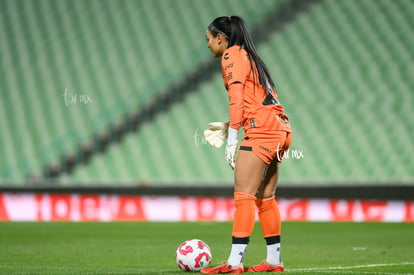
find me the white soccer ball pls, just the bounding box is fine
[175,239,212,272]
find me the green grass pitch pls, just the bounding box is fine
[0,222,413,274]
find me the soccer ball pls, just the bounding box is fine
[175,239,212,272]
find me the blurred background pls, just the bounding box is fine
[0,0,413,192]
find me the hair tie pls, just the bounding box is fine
[228,16,231,22]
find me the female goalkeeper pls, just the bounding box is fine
[202,16,292,274]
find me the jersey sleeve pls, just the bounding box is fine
[221,47,250,87]
[227,83,244,130]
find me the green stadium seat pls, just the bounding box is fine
[1,0,413,186]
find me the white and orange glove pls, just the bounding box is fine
[203,122,229,148]
[225,127,238,169]
[204,122,238,169]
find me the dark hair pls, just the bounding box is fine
[208,16,275,92]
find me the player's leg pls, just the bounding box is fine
[244,161,284,273]
[229,149,267,265]
[201,149,266,274]
[245,132,290,272]
[255,161,284,270]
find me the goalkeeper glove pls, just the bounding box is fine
[225,127,238,169]
[203,122,229,148]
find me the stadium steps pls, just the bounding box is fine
[0,0,285,183]
[66,0,414,185]
[2,0,413,185]
[259,0,414,183]
[60,0,325,184]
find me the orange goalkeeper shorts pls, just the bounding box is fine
[239,130,292,164]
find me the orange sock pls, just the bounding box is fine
[232,192,257,238]
[256,196,281,237]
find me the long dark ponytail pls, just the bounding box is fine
[208,16,275,92]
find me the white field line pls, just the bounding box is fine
[285,262,414,274]
[287,272,412,275]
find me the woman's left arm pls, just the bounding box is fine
[227,82,244,131]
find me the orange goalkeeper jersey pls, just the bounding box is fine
[221,45,291,133]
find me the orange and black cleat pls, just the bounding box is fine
[244,261,284,272]
[201,262,244,274]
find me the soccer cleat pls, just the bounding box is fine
[200,262,244,274]
[244,261,284,272]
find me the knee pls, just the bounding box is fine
[234,184,259,196]
[255,195,276,210]
[234,191,256,202]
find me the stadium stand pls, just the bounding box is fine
[0,0,285,183]
[64,0,414,185]
[1,0,413,187]
[265,0,414,183]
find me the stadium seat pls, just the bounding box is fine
[1,0,413,186]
